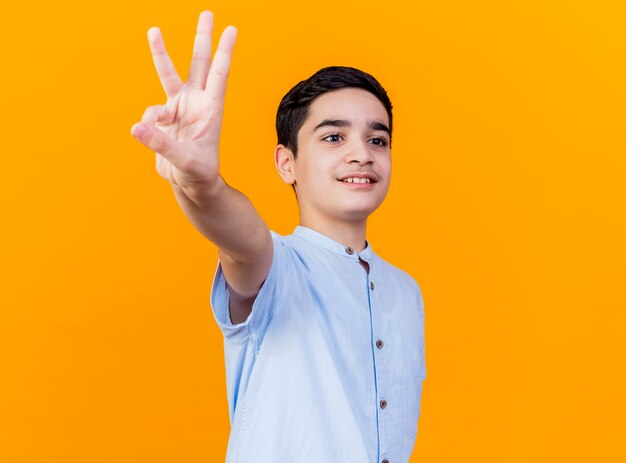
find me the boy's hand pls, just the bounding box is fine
[131,11,237,198]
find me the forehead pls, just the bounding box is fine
[304,87,389,126]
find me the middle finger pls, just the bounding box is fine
[187,10,214,90]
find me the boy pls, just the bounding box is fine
[131,10,426,463]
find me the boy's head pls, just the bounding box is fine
[274,66,394,224]
[276,66,393,159]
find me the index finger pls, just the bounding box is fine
[147,27,184,98]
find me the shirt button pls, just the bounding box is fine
[380,399,387,409]
[370,281,375,290]
[345,247,354,255]
[376,339,384,349]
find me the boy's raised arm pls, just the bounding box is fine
[130,11,272,323]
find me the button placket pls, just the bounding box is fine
[366,260,391,460]
[364,258,387,457]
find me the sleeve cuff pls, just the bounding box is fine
[209,231,288,345]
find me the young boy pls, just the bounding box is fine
[131,10,426,463]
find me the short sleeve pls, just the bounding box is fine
[210,230,291,350]
[417,283,427,381]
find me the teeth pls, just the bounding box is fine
[342,177,371,183]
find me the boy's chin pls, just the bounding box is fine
[335,204,380,221]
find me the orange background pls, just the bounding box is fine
[1,0,625,461]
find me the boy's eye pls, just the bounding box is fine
[370,137,389,147]
[322,134,342,143]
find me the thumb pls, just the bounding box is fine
[130,122,186,168]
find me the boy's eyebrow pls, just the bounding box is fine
[312,119,391,135]
[369,121,391,135]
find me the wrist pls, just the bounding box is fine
[172,174,227,208]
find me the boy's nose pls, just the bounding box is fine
[345,141,374,165]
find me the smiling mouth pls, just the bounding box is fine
[337,177,377,184]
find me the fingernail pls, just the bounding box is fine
[133,124,147,137]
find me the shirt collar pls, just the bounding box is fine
[292,225,374,261]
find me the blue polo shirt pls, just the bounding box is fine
[210,225,426,463]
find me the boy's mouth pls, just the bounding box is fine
[339,178,373,184]
[336,173,378,184]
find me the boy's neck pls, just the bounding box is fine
[299,216,368,253]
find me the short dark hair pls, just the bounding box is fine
[276,66,393,158]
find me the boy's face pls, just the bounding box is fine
[279,87,392,224]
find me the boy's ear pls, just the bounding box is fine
[274,144,296,185]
